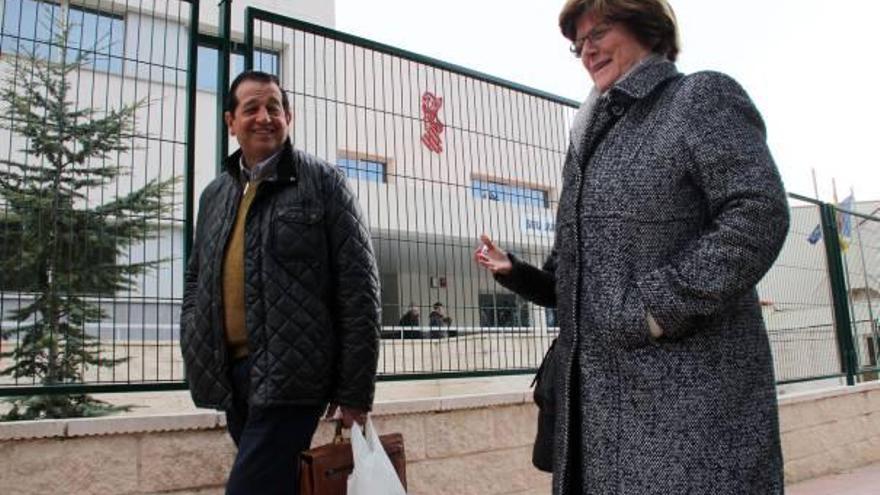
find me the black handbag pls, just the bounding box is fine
[531,338,557,472]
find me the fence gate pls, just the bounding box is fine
[244,8,577,378]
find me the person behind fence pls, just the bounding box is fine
[180,71,381,495]
[398,302,421,326]
[474,0,790,493]
[429,301,450,327]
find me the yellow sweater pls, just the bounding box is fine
[222,181,259,360]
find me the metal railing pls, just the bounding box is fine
[0,1,877,397]
[760,194,880,386]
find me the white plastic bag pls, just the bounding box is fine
[347,418,407,495]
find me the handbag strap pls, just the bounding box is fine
[531,338,557,387]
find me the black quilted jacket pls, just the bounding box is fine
[180,140,380,411]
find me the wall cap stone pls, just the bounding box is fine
[66,412,222,437]
[438,391,529,411]
[0,412,223,441]
[6,383,876,442]
[0,418,66,440]
[373,397,443,416]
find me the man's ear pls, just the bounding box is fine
[224,111,235,136]
[285,108,293,126]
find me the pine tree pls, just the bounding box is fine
[0,12,177,420]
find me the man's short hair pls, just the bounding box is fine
[225,70,291,114]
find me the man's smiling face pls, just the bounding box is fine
[224,79,291,166]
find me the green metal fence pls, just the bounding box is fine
[0,0,198,396]
[840,202,880,382]
[0,1,877,396]
[759,194,880,386]
[758,196,838,384]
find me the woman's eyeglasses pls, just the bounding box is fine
[570,22,613,57]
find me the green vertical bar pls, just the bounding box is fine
[821,203,858,385]
[244,7,254,71]
[216,0,232,174]
[183,0,200,264]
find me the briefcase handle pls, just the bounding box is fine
[330,415,371,445]
[333,420,345,445]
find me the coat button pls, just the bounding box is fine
[610,104,624,116]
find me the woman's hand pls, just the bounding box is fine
[473,234,513,276]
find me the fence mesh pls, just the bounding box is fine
[0,0,195,390]
[247,11,576,376]
[0,3,877,394]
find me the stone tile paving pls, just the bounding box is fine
[788,462,880,495]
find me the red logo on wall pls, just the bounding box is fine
[421,91,444,154]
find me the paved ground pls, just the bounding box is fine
[788,463,880,495]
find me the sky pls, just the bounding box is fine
[336,0,880,204]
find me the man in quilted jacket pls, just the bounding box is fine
[180,71,381,495]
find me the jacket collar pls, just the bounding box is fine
[224,138,297,185]
[608,56,680,102]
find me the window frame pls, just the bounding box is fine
[0,0,126,75]
[478,292,531,328]
[196,44,281,93]
[336,150,393,184]
[471,175,550,209]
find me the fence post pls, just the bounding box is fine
[183,0,200,265]
[216,0,233,175]
[244,7,254,72]
[820,203,858,385]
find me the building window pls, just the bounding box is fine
[545,308,557,328]
[196,47,280,93]
[337,157,387,183]
[867,335,879,368]
[233,50,279,78]
[478,293,531,328]
[472,179,548,208]
[1,0,125,74]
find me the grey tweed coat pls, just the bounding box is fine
[499,58,789,494]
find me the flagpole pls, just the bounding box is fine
[833,179,859,379]
[811,168,820,201]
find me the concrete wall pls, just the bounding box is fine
[3,383,880,494]
[0,392,551,495]
[780,382,880,483]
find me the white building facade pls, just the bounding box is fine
[1,0,877,386]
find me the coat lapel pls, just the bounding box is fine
[610,57,680,101]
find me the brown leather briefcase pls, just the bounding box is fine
[299,422,407,495]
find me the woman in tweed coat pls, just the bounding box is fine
[475,0,789,493]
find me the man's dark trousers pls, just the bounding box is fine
[225,357,323,495]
